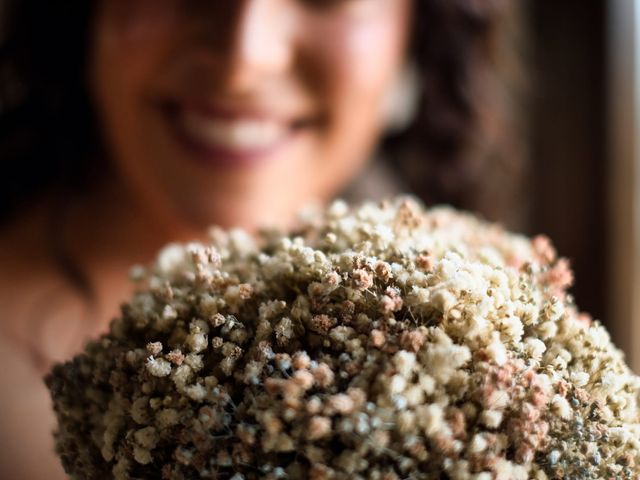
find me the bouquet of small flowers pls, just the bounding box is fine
[47,197,640,480]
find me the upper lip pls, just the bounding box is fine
[172,99,314,126]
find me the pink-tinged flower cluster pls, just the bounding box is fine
[47,197,640,480]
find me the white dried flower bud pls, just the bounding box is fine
[538,321,558,340]
[486,390,510,410]
[418,373,436,395]
[293,370,314,390]
[183,384,207,402]
[352,268,373,291]
[131,397,150,425]
[146,342,163,356]
[184,353,203,372]
[404,386,425,406]
[312,363,335,388]
[550,394,572,420]
[156,408,180,429]
[389,374,407,395]
[419,404,445,437]
[134,426,159,449]
[486,334,508,366]
[146,357,171,377]
[397,410,417,434]
[156,243,189,276]
[501,316,524,343]
[393,351,416,377]
[327,394,355,415]
[308,416,332,440]
[292,351,311,370]
[370,329,386,347]
[570,371,589,387]
[171,364,193,387]
[133,446,153,465]
[524,337,546,360]
[469,434,488,454]
[328,199,349,218]
[480,409,503,429]
[186,330,208,354]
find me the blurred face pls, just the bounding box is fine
[90,0,411,233]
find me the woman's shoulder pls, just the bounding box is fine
[0,330,69,479]
[0,218,70,479]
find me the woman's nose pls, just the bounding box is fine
[204,0,296,89]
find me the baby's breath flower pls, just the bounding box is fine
[308,416,332,440]
[46,197,640,480]
[145,356,171,377]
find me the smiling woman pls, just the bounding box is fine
[0,0,513,478]
[90,0,410,231]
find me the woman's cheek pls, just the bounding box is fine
[298,7,409,199]
[342,11,407,84]
[92,0,182,81]
[318,25,408,153]
[307,4,410,118]
[97,0,180,42]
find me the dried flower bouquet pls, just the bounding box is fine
[47,197,640,479]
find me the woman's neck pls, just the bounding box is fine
[57,178,204,325]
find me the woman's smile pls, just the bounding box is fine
[162,99,319,168]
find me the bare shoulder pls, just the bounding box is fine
[0,336,68,479]
[0,209,82,478]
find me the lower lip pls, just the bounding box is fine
[163,105,300,169]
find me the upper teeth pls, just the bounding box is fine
[180,111,287,151]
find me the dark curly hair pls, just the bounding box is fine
[0,0,524,225]
[388,0,525,227]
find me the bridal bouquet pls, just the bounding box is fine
[47,197,640,479]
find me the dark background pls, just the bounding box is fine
[528,1,607,325]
